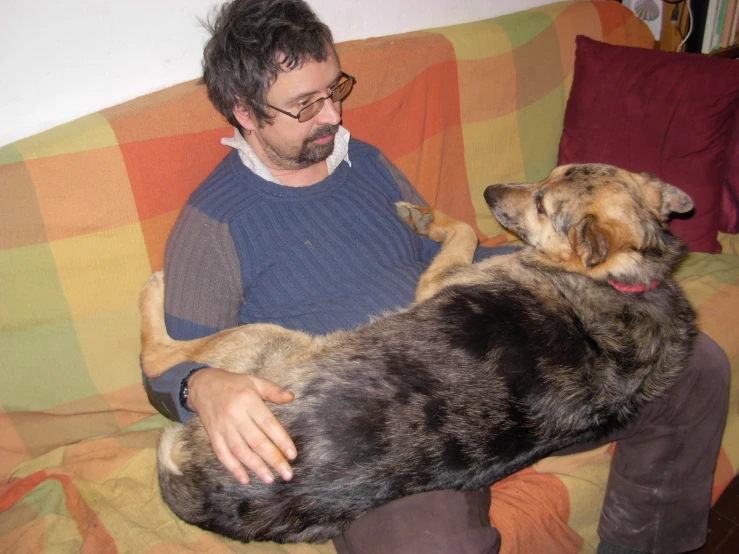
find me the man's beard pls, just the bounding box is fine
[263,125,339,170]
[295,125,339,168]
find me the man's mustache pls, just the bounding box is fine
[307,125,339,142]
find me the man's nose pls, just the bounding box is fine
[315,97,342,126]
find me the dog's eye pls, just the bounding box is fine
[536,196,545,216]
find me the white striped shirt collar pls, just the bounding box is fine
[221,125,352,184]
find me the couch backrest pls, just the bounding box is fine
[340,1,652,244]
[0,1,651,478]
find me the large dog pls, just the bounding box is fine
[140,163,697,543]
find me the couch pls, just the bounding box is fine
[1,2,737,553]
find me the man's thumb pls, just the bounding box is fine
[251,375,294,404]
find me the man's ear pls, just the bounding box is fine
[568,214,610,269]
[233,102,257,134]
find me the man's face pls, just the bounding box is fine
[238,55,344,171]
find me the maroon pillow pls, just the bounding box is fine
[558,36,739,253]
[721,113,739,234]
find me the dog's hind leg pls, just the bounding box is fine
[139,270,186,377]
[140,271,316,381]
[395,203,479,302]
[139,270,240,377]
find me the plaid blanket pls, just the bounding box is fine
[1,2,736,552]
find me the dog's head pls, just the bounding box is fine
[484,164,693,283]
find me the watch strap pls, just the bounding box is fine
[141,361,209,422]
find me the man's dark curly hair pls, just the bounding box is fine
[202,0,336,129]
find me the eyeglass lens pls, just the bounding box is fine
[297,77,353,122]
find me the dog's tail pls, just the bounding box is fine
[156,424,211,529]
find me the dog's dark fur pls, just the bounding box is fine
[141,163,697,543]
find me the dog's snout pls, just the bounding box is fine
[484,184,504,208]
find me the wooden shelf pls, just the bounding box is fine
[710,43,739,57]
[658,2,687,52]
[657,2,739,57]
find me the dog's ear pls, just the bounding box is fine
[568,214,610,269]
[659,182,694,220]
[641,174,694,221]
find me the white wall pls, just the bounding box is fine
[0,0,560,147]
[622,0,662,40]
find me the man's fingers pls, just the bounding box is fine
[244,405,296,478]
[240,429,293,482]
[249,377,298,462]
[211,434,250,485]
[227,432,278,484]
[217,412,294,483]
[258,413,297,464]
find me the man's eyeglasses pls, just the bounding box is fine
[267,72,355,123]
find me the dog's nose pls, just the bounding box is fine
[484,185,504,208]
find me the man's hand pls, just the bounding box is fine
[186,367,297,485]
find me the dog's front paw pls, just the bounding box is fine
[395,202,434,236]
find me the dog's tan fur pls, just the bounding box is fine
[141,163,696,543]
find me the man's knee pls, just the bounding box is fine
[610,332,729,444]
[649,332,731,436]
[684,333,730,412]
[334,489,500,554]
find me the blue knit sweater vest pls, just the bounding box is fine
[145,139,515,421]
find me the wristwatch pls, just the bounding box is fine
[141,361,209,422]
[179,373,194,412]
[179,365,208,413]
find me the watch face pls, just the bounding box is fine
[179,367,204,413]
[179,379,190,409]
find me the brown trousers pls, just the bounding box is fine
[333,333,730,554]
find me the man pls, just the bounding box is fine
[142,1,730,553]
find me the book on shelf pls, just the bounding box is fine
[720,0,738,47]
[730,0,739,47]
[702,0,723,53]
[703,0,739,52]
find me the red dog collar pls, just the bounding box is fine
[607,279,659,293]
